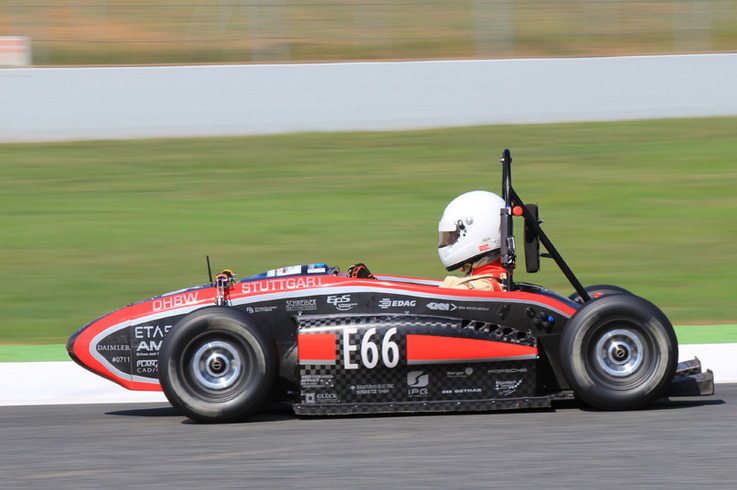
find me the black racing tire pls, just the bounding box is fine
[569,284,633,304]
[159,306,276,423]
[560,294,678,410]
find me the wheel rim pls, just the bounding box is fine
[593,328,645,378]
[187,339,245,392]
[585,320,657,387]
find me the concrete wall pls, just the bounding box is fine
[1,54,735,143]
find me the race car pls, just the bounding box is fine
[67,149,713,423]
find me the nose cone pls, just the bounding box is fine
[67,322,91,371]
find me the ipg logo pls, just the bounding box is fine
[407,370,429,397]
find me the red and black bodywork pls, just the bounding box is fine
[67,149,713,422]
[68,267,579,414]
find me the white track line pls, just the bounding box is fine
[0,344,734,407]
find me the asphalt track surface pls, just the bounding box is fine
[1,385,735,489]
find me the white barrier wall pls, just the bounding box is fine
[1,54,736,143]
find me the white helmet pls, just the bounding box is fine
[438,191,505,271]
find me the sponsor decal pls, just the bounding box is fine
[272,266,302,277]
[304,392,340,403]
[426,301,488,313]
[378,298,417,309]
[427,302,457,312]
[457,305,490,312]
[246,305,278,314]
[286,298,318,312]
[442,388,483,395]
[136,359,158,374]
[495,379,523,396]
[487,368,528,374]
[134,324,172,353]
[153,291,199,312]
[446,367,474,378]
[96,344,130,352]
[407,370,429,397]
[301,374,335,388]
[350,383,395,395]
[407,371,429,387]
[316,393,340,402]
[242,276,322,294]
[327,294,358,312]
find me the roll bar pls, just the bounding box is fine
[499,149,591,302]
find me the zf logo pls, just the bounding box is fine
[327,294,355,311]
[407,370,429,397]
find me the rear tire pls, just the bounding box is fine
[159,306,276,423]
[560,294,677,410]
[569,284,633,304]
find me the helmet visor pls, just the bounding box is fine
[438,220,462,248]
[438,229,460,248]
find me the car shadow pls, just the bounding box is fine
[106,401,298,423]
[106,396,724,422]
[562,396,725,412]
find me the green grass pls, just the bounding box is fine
[1,118,736,345]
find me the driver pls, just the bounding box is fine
[438,191,507,291]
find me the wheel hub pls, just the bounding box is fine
[595,328,644,377]
[190,341,243,390]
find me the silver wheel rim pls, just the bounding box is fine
[190,341,242,390]
[594,328,645,378]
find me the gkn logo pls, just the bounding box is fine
[379,298,417,309]
[427,302,457,312]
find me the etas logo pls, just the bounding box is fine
[379,298,417,309]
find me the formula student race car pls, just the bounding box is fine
[67,149,714,423]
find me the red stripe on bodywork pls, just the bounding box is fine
[298,333,336,362]
[406,334,537,362]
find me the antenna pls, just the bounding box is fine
[206,255,213,284]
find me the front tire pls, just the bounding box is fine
[560,294,677,410]
[159,307,276,423]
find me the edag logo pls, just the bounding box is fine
[379,298,417,309]
[327,294,356,311]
